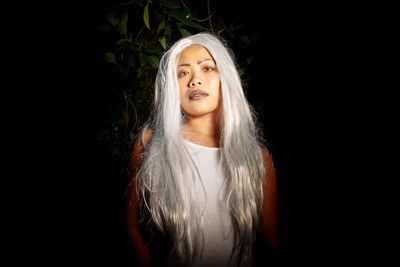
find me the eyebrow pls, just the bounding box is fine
[177,58,213,67]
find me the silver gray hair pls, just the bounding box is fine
[135,32,266,265]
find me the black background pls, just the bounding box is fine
[11,0,389,266]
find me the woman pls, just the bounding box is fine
[127,32,278,267]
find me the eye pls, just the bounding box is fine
[203,66,214,72]
[177,70,189,78]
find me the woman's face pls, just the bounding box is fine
[177,45,221,118]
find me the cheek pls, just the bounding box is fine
[209,76,221,92]
[179,82,188,105]
[178,80,187,96]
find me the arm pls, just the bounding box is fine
[126,130,153,267]
[259,148,279,249]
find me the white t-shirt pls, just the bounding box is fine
[164,140,252,267]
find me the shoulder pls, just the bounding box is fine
[134,127,154,152]
[141,127,154,148]
[260,146,277,193]
[261,147,275,171]
[259,146,279,249]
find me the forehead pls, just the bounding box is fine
[178,45,213,63]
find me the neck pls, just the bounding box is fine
[184,116,218,135]
[182,114,220,147]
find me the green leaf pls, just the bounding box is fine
[159,0,181,9]
[246,56,253,65]
[128,44,139,52]
[170,11,207,30]
[157,20,165,34]
[147,55,159,68]
[169,10,188,23]
[158,36,167,49]
[144,45,162,55]
[107,13,119,26]
[179,28,191,37]
[116,38,130,48]
[143,4,150,29]
[240,35,252,46]
[184,20,207,30]
[104,52,117,64]
[118,12,128,36]
[183,8,191,19]
[164,24,172,35]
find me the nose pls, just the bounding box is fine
[189,77,202,87]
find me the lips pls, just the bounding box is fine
[189,89,209,100]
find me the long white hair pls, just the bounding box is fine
[134,32,267,265]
